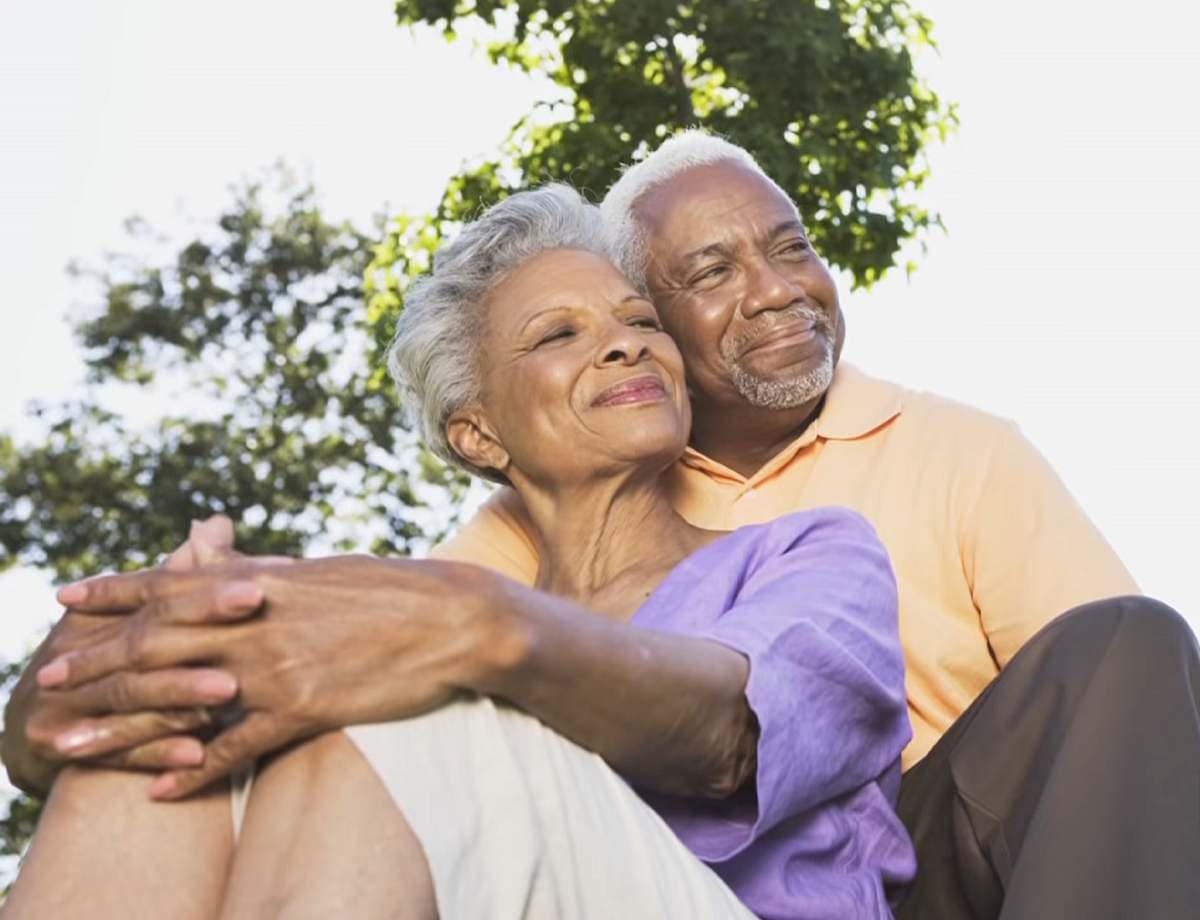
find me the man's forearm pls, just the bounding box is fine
[464,578,758,799]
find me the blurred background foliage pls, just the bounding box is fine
[0,0,950,872]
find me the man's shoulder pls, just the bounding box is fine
[428,487,539,583]
[842,364,1020,444]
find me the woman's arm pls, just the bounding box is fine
[36,509,903,809]
[483,508,911,860]
[34,556,757,800]
[470,581,760,799]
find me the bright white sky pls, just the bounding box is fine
[1,0,1198,667]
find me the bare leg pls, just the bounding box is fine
[2,766,232,920]
[219,730,436,920]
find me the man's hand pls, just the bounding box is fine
[0,517,255,795]
[35,556,502,800]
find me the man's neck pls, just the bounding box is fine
[689,394,825,479]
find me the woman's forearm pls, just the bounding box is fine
[463,578,759,799]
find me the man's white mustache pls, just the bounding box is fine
[723,306,830,358]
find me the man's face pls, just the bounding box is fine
[635,161,845,411]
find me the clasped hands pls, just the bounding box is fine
[14,517,500,800]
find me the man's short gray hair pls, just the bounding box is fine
[600,129,791,290]
[386,184,608,482]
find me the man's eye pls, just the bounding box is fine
[690,265,729,286]
[630,316,662,331]
[777,240,810,257]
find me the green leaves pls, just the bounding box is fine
[389,0,954,288]
[0,167,472,589]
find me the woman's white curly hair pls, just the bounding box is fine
[385,184,608,482]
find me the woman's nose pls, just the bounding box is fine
[596,326,650,367]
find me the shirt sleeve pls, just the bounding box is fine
[428,488,541,586]
[644,508,911,863]
[961,420,1139,666]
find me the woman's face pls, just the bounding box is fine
[461,248,690,486]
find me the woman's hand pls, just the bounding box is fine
[36,556,503,799]
[1,517,253,795]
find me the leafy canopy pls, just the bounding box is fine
[0,170,470,585]
[379,0,954,295]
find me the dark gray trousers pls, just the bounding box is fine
[896,596,1200,920]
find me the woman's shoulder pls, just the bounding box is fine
[714,506,882,560]
[636,507,889,630]
[671,507,883,592]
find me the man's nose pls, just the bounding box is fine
[740,258,802,319]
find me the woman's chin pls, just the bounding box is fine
[611,429,690,475]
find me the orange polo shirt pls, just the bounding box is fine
[432,363,1139,768]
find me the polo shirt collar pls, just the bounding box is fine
[680,362,905,484]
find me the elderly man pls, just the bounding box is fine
[6,131,1199,919]
[434,132,1200,916]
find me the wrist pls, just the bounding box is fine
[447,565,537,697]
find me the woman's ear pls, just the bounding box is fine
[446,408,510,476]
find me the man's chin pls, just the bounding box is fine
[729,357,834,411]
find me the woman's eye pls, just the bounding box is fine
[630,316,662,330]
[535,327,575,347]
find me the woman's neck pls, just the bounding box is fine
[515,470,713,615]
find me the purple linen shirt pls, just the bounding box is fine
[631,507,916,919]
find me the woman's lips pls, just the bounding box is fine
[591,375,668,407]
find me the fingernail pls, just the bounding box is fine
[149,774,178,799]
[216,581,262,614]
[36,658,70,688]
[55,726,97,753]
[195,671,238,700]
[56,583,87,605]
[168,740,204,767]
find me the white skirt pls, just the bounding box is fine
[232,697,755,920]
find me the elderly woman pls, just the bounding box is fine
[4,186,913,919]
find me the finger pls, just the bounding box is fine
[162,529,201,572]
[56,570,155,612]
[145,579,264,626]
[94,735,207,772]
[149,711,300,800]
[38,621,239,689]
[47,668,238,715]
[189,515,238,567]
[48,708,216,761]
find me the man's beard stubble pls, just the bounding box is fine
[721,306,835,410]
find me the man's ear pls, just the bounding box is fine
[446,408,510,477]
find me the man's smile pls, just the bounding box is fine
[739,318,823,359]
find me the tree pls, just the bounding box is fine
[0,170,472,871]
[376,0,954,298]
[0,169,469,585]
